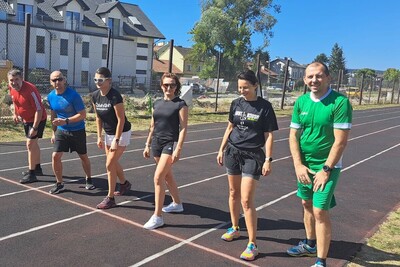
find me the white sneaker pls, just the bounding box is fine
[143,215,164,230]
[162,202,184,213]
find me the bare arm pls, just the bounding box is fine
[262,131,274,176]
[93,103,103,149]
[313,129,350,192]
[172,106,188,163]
[110,103,125,151]
[217,122,234,166]
[143,113,154,159]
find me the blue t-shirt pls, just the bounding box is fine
[48,87,85,131]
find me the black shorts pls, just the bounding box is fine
[24,120,46,139]
[151,137,174,157]
[224,143,265,180]
[54,128,87,155]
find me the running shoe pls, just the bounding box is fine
[85,178,96,190]
[240,242,259,261]
[287,240,317,257]
[96,196,116,209]
[49,183,65,194]
[143,215,164,230]
[20,172,38,184]
[162,202,184,213]
[22,168,43,176]
[114,180,132,196]
[221,226,240,241]
[311,262,325,267]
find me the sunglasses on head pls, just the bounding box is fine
[51,77,63,83]
[94,78,110,83]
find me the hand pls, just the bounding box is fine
[52,118,67,126]
[29,127,37,138]
[51,133,55,144]
[262,161,271,176]
[13,115,21,124]
[217,151,224,166]
[97,137,103,149]
[313,170,330,192]
[109,139,118,152]
[143,147,150,159]
[171,149,181,164]
[295,164,315,185]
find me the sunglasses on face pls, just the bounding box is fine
[94,78,110,83]
[163,83,177,89]
[51,77,63,83]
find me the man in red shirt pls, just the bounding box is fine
[8,69,47,183]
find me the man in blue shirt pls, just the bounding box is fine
[47,71,94,194]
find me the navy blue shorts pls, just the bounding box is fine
[151,137,174,157]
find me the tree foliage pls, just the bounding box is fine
[356,68,376,78]
[189,0,280,81]
[383,68,400,83]
[313,53,329,65]
[328,43,346,80]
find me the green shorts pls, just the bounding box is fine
[296,168,341,210]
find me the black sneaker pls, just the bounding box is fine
[49,183,65,194]
[20,173,38,184]
[85,178,96,190]
[114,180,132,196]
[22,168,43,176]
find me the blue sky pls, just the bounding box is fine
[131,0,399,71]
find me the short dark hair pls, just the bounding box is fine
[307,62,330,76]
[96,67,112,78]
[7,69,22,77]
[160,73,181,96]
[237,69,258,85]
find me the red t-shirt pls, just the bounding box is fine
[9,81,47,123]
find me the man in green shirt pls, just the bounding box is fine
[287,62,352,267]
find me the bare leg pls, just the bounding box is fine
[227,174,242,227]
[153,154,173,217]
[52,151,63,183]
[241,177,258,244]
[164,170,181,204]
[303,200,316,240]
[104,146,125,197]
[314,207,331,258]
[78,153,91,179]
[26,138,40,170]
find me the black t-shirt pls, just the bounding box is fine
[153,97,187,141]
[91,88,131,135]
[228,97,278,149]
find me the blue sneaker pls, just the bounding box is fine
[311,262,325,267]
[287,240,317,257]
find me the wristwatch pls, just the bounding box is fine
[322,165,333,172]
[65,118,70,125]
[115,139,120,144]
[32,126,38,131]
[265,157,273,162]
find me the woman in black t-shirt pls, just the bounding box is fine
[217,70,278,261]
[142,73,188,230]
[91,67,132,209]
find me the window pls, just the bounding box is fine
[108,18,120,36]
[136,55,147,61]
[137,43,148,48]
[81,71,89,86]
[36,36,45,54]
[102,44,107,60]
[197,65,201,72]
[186,64,191,72]
[0,11,7,20]
[136,70,146,75]
[82,42,89,58]
[66,11,80,30]
[17,4,33,23]
[60,39,68,56]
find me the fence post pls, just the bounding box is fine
[280,58,290,110]
[23,13,31,81]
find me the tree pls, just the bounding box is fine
[383,68,400,103]
[189,0,280,81]
[356,68,376,89]
[313,53,329,65]
[328,43,346,81]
